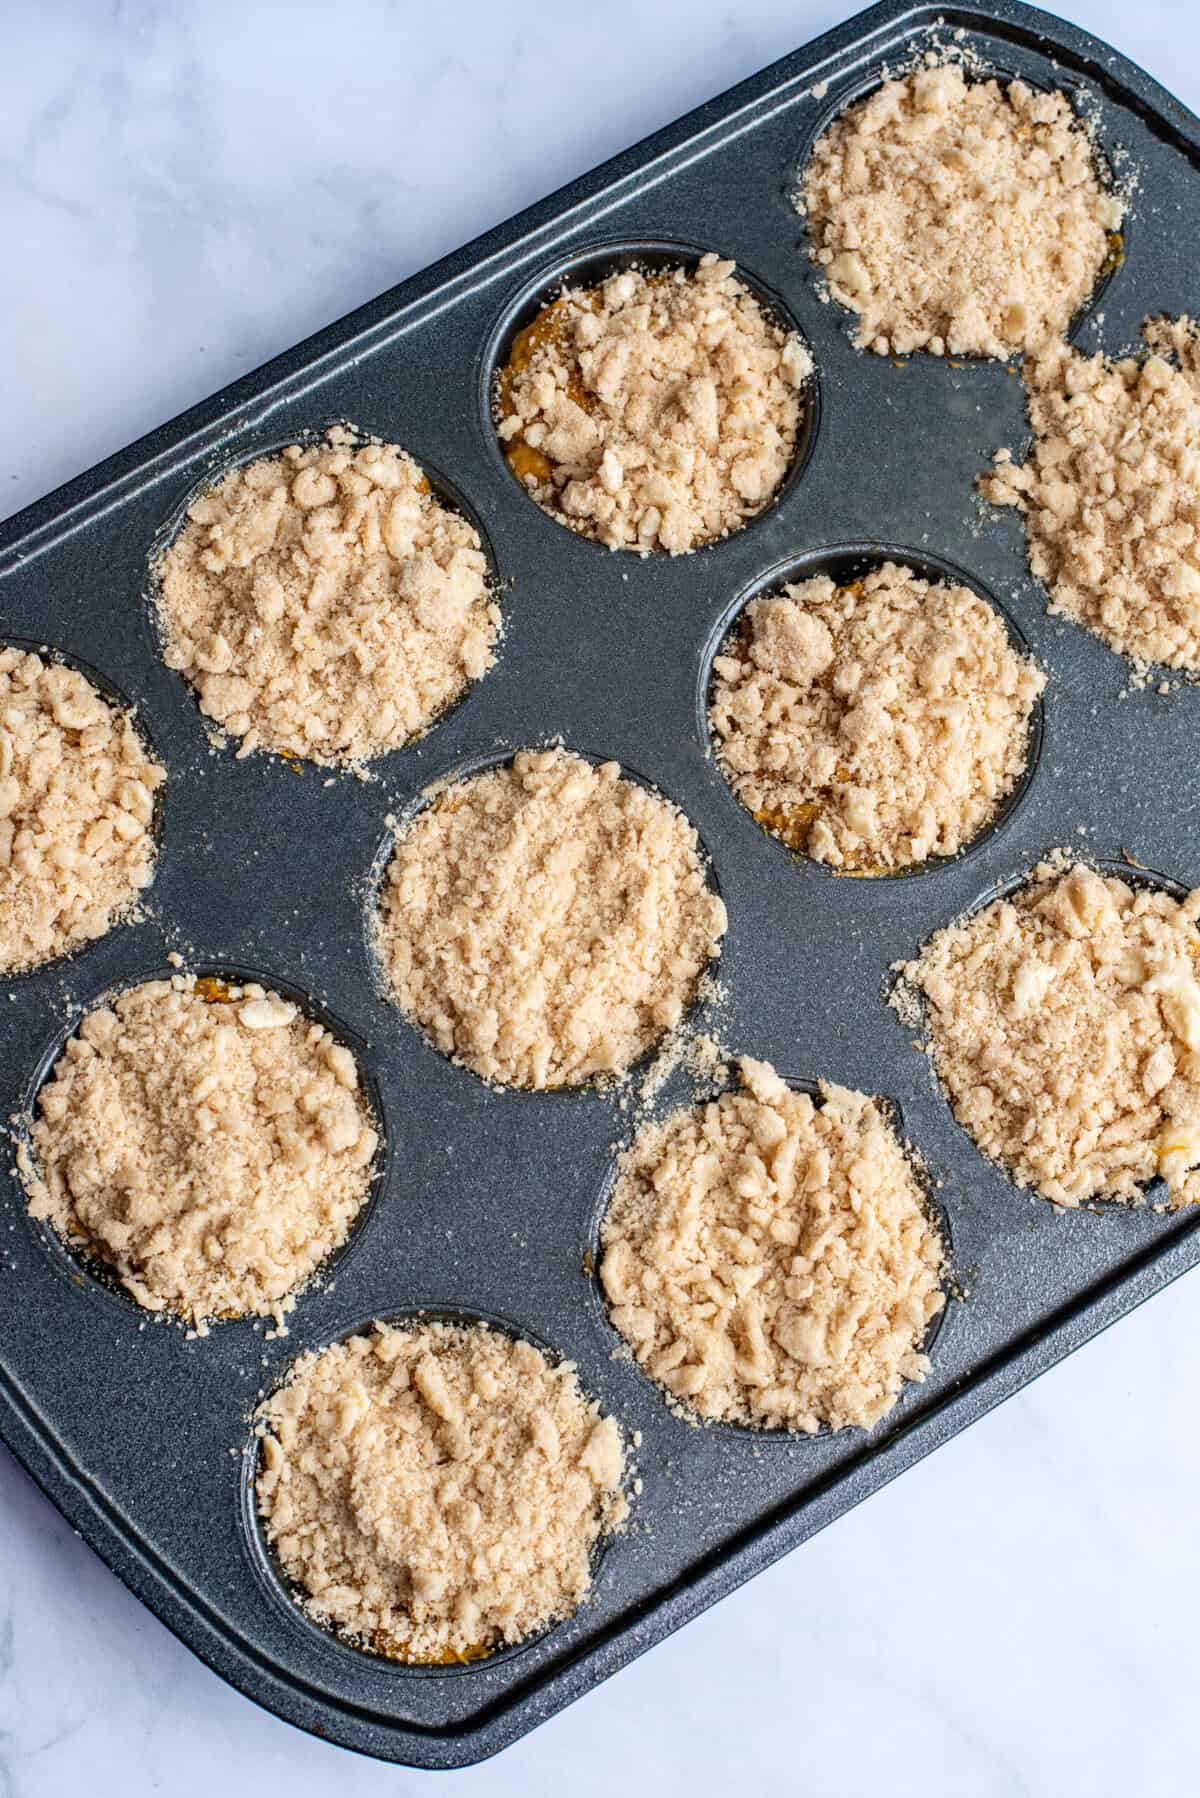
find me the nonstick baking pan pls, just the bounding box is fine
[2,0,1199,1768]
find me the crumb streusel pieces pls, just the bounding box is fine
[157,429,499,764]
[800,63,1122,357]
[0,648,164,972]
[981,320,1200,674]
[601,1057,945,1431]
[709,562,1044,871]
[378,748,726,1089]
[901,862,1200,1208]
[497,254,811,552]
[23,975,378,1323]
[256,1320,628,1660]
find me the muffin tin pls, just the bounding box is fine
[2,0,1199,1769]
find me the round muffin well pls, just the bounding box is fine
[708,558,1044,874]
[255,1317,628,1662]
[376,747,726,1090]
[21,972,380,1327]
[600,1057,946,1433]
[494,251,812,552]
[155,428,500,765]
[0,645,164,974]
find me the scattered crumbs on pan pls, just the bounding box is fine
[622,1012,731,1121]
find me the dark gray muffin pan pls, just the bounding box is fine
[1,0,1198,1768]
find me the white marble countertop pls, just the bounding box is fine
[2,3,1198,1792]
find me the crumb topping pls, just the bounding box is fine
[900,861,1200,1208]
[980,320,1200,673]
[378,748,726,1089]
[600,1057,945,1432]
[156,429,500,764]
[496,254,811,553]
[799,63,1122,358]
[0,648,164,973]
[709,561,1044,871]
[22,974,378,1323]
[256,1319,628,1661]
